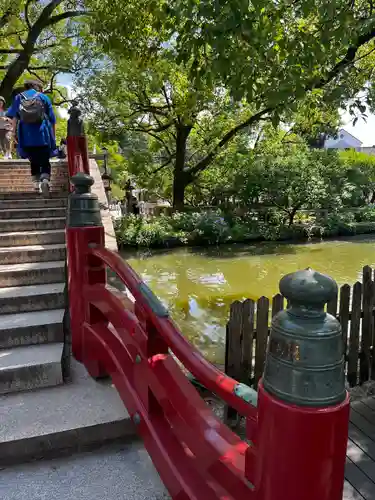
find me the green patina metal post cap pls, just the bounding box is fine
[262,268,346,408]
[280,267,338,309]
[67,173,103,228]
[71,172,94,193]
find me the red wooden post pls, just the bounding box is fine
[254,269,350,500]
[67,101,90,179]
[66,173,105,364]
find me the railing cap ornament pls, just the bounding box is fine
[71,172,94,194]
[262,268,346,408]
[67,173,103,228]
[279,268,337,310]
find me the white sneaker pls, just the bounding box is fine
[32,180,40,193]
[40,178,50,197]
[5,153,12,159]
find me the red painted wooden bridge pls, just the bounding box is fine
[65,106,350,500]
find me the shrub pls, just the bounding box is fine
[114,208,375,248]
[114,214,184,247]
[354,206,375,223]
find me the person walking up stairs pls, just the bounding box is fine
[6,80,56,196]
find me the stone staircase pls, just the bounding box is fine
[0,160,68,394]
[0,158,133,468]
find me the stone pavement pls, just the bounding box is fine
[1,441,169,500]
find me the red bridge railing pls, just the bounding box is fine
[65,104,350,500]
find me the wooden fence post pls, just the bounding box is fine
[361,266,374,383]
[253,296,269,387]
[347,281,362,386]
[339,284,350,361]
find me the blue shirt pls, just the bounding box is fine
[7,89,56,149]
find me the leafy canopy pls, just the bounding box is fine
[88,0,375,121]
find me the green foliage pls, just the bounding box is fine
[0,1,90,102]
[88,0,375,120]
[115,214,184,247]
[85,0,375,208]
[115,208,375,248]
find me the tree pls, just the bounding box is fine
[340,149,375,204]
[87,0,375,153]
[0,0,88,103]
[233,143,345,224]
[81,58,257,209]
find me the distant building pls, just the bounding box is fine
[360,146,375,156]
[324,128,362,151]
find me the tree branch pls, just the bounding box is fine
[0,49,23,54]
[46,10,88,27]
[132,102,170,117]
[313,23,375,89]
[27,69,47,83]
[27,65,71,72]
[143,130,173,156]
[152,156,174,174]
[188,107,272,177]
[161,85,173,111]
[133,121,175,134]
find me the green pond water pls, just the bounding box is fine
[121,235,375,365]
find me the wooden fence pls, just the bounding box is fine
[225,265,375,393]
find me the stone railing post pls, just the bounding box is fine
[66,173,105,363]
[255,268,349,500]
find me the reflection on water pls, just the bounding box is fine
[121,235,375,364]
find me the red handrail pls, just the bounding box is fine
[82,283,255,498]
[89,245,258,424]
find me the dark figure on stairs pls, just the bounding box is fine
[6,80,56,197]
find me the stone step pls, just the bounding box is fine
[0,283,65,315]
[0,182,68,191]
[0,159,68,166]
[0,165,68,172]
[0,243,66,265]
[0,192,67,199]
[0,229,65,247]
[0,309,64,348]
[0,169,69,182]
[0,217,65,232]
[0,342,64,395]
[0,207,66,220]
[0,260,65,287]
[0,360,134,466]
[0,197,67,210]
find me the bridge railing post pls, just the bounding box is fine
[67,100,90,178]
[255,268,350,500]
[66,173,105,366]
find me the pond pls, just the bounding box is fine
[121,235,375,365]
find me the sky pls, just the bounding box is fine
[341,110,375,146]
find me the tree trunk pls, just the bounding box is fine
[0,54,33,103]
[288,207,298,226]
[172,124,192,211]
